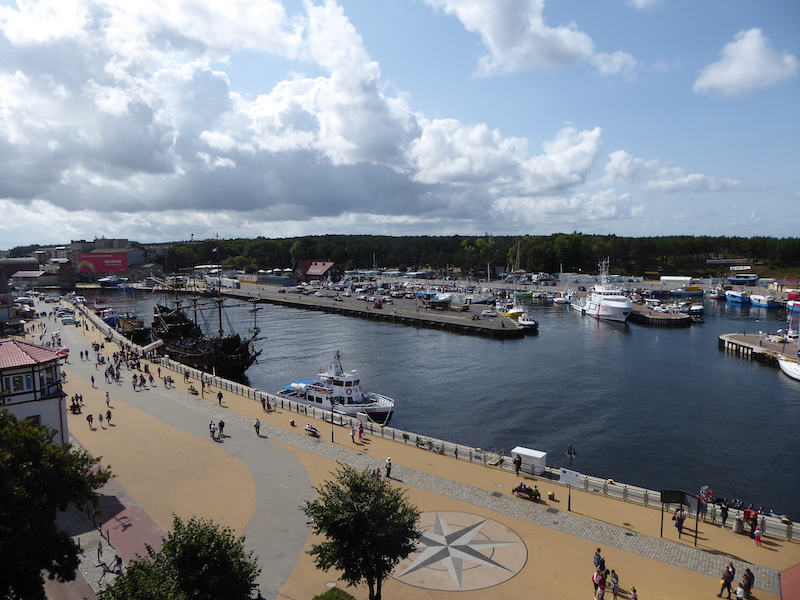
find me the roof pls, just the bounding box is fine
[299,260,335,276]
[0,340,62,369]
[11,270,47,278]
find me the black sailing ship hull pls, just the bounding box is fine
[150,304,259,379]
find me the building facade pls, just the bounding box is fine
[0,341,68,444]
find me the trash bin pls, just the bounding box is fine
[733,516,744,534]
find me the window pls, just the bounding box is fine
[334,380,344,387]
[4,374,33,393]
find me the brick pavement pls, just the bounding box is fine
[42,304,798,600]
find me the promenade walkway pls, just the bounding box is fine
[41,309,799,600]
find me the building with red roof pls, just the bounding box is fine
[0,340,68,444]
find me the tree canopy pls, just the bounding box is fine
[0,408,112,600]
[100,515,261,600]
[300,465,420,600]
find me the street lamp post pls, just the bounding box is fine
[330,399,339,443]
[566,444,577,512]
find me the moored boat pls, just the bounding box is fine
[788,300,800,313]
[671,284,703,297]
[517,312,539,331]
[750,294,780,308]
[277,352,394,424]
[704,286,726,299]
[150,298,260,379]
[571,259,633,323]
[725,290,751,304]
[778,357,800,381]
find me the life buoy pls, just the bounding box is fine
[346,388,352,395]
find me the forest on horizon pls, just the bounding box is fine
[8,233,800,279]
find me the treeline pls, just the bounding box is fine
[9,234,800,278]
[154,234,800,279]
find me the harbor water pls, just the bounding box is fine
[120,291,800,519]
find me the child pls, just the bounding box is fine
[630,587,638,600]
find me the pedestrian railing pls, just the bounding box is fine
[81,302,798,544]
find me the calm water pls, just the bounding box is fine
[118,291,800,519]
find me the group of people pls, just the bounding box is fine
[718,562,755,599]
[592,548,633,600]
[209,419,225,440]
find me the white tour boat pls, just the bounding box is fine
[572,259,633,323]
[277,352,395,424]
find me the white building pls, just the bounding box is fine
[0,340,68,444]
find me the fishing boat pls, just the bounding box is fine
[671,284,703,297]
[788,300,800,313]
[277,352,394,424]
[517,311,539,331]
[149,297,261,379]
[750,294,780,308]
[725,290,751,304]
[704,286,726,299]
[571,259,633,323]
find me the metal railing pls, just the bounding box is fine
[78,301,799,543]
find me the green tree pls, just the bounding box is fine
[0,408,112,600]
[300,466,420,600]
[101,516,261,600]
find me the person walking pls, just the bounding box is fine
[630,587,638,600]
[350,425,356,443]
[91,375,95,388]
[261,397,266,412]
[718,564,734,598]
[754,525,762,546]
[742,568,754,599]
[98,413,104,428]
[87,414,94,429]
[358,422,364,442]
[105,391,111,408]
[254,419,261,436]
[385,457,392,479]
[218,419,225,438]
[513,454,522,477]
[210,422,218,440]
[593,548,603,569]
[106,410,112,425]
[217,391,223,406]
[720,502,729,528]
[209,420,215,438]
[610,569,619,600]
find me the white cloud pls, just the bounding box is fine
[591,51,637,78]
[602,150,658,184]
[694,28,798,97]
[644,168,742,193]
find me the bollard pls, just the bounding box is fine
[548,491,555,501]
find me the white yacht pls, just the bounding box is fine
[572,259,633,323]
[277,352,394,424]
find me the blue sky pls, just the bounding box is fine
[0,0,797,248]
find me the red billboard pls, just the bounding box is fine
[77,253,128,274]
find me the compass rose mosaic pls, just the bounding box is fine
[392,511,527,591]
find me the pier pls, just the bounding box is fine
[719,332,798,367]
[223,284,527,339]
[628,304,693,327]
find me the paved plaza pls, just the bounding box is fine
[38,314,800,600]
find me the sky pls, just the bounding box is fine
[0,0,798,249]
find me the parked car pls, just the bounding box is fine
[61,316,79,325]
[342,292,352,297]
[333,296,343,302]
[356,295,368,301]
[277,289,286,293]
[481,309,498,317]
